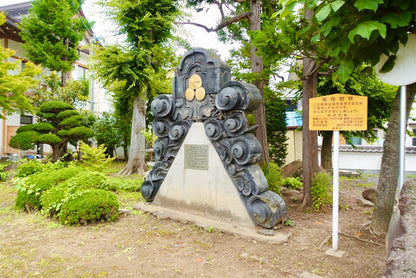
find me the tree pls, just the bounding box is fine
[32,71,90,109]
[93,112,123,157]
[183,0,276,165]
[372,84,416,234]
[91,0,179,176]
[9,101,94,162]
[252,3,324,208]
[18,0,85,86]
[264,87,288,167]
[0,13,41,117]
[279,0,416,232]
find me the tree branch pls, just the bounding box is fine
[176,12,251,33]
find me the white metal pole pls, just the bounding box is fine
[332,130,340,251]
[399,86,406,192]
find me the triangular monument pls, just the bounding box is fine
[141,48,287,229]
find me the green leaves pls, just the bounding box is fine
[354,0,383,12]
[348,21,386,42]
[379,55,397,73]
[316,0,345,22]
[316,5,331,22]
[19,0,85,75]
[334,60,354,83]
[381,12,412,28]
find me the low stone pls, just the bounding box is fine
[357,198,374,207]
[325,248,345,258]
[118,209,130,217]
[281,160,303,179]
[362,188,376,203]
[339,170,361,178]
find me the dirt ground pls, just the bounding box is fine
[0,175,386,278]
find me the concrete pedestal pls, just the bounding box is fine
[153,122,255,229]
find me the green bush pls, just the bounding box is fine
[41,171,109,217]
[15,159,44,178]
[78,141,116,171]
[58,189,119,225]
[14,166,85,211]
[261,162,284,194]
[282,177,303,189]
[107,176,142,192]
[0,171,8,181]
[311,171,332,212]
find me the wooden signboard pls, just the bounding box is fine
[309,94,368,131]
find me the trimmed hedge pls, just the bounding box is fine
[58,189,119,225]
[41,171,110,217]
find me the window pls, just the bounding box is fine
[77,65,88,80]
[20,115,33,125]
[413,128,416,146]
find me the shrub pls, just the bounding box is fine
[261,162,284,194]
[58,189,119,225]
[15,159,44,178]
[311,171,332,212]
[282,177,303,189]
[107,176,142,192]
[0,171,8,181]
[79,141,116,171]
[41,171,110,217]
[14,166,85,211]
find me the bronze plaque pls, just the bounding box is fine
[184,144,209,170]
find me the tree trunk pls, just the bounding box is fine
[250,0,270,165]
[123,145,129,161]
[51,144,60,162]
[321,131,333,170]
[118,95,148,176]
[301,56,319,209]
[371,84,416,235]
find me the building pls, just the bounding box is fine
[0,2,112,158]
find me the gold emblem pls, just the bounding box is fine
[195,87,206,101]
[185,74,206,101]
[189,74,202,89]
[185,88,195,101]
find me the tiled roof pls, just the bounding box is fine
[333,145,416,154]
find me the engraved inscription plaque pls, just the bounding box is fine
[184,144,209,170]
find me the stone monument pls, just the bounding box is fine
[141,48,287,229]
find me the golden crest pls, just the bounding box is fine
[195,87,206,101]
[185,88,195,101]
[189,74,202,90]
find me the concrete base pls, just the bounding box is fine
[153,122,255,229]
[134,202,291,245]
[325,248,346,258]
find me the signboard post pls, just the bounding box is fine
[309,94,368,252]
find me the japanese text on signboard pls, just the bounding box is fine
[309,94,368,131]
